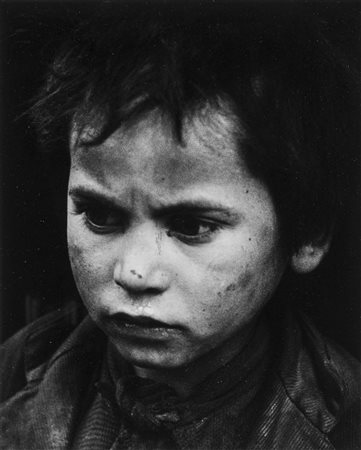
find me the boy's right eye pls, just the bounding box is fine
[83,207,124,233]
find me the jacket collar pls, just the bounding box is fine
[1,308,349,449]
[106,316,271,430]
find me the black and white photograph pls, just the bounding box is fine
[0,1,360,448]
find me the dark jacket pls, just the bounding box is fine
[0,306,360,449]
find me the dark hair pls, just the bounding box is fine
[30,2,359,255]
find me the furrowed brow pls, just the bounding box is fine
[68,186,121,209]
[69,186,239,220]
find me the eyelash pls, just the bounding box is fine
[73,204,124,234]
[166,216,222,244]
[72,202,223,244]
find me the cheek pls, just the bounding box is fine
[200,274,259,332]
[196,249,284,331]
[68,240,93,296]
[67,232,111,303]
[190,270,254,329]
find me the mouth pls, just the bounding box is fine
[108,312,183,339]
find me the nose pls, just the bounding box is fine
[113,224,170,294]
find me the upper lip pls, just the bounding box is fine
[111,312,181,329]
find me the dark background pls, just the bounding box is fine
[0,1,360,358]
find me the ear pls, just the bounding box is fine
[291,239,331,274]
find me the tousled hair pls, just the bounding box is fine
[30,2,359,254]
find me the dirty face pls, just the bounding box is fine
[67,109,286,371]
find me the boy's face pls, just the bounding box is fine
[67,110,286,371]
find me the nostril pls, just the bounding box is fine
[114,261,169,293]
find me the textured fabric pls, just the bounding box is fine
[0,305,360,449]
[72,318,271,449]
[72,389,119,449]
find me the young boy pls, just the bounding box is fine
[0,3,359,449]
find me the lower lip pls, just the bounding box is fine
[110,320,182,340]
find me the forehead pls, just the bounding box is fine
[70,109,252,191]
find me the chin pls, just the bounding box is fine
[116,344,192,371]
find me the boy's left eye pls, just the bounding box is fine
[167,215,220,243]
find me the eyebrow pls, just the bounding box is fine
[69,186,122,209]
[68,186,239,219]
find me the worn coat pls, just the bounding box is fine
[0,306,360,449]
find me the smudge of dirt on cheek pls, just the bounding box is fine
[224,270,253,291]
[216,271,255,304]
[217,282,237,300]
[225,282,238,293]
[238,270,254,290]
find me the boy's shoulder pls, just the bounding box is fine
[271,310,361,448]
[0,305,108,449]
[289,311,360,407]
[0,304,94,402]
